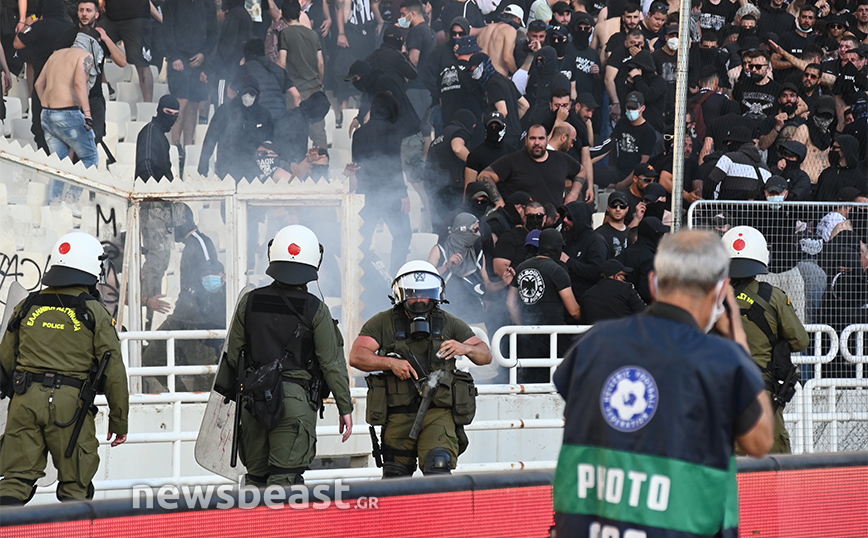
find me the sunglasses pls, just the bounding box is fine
[451,31,466,37]
[638,176,655,183]
[804,72,820,80]
[745,63,768,71]
[609,202,629,209]
[828,23,845,29]
[780,149,798,158]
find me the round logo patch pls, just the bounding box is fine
[600,367,658,432]
[516,268,545,305]
[287,243,301,256]
[58,242,71,255]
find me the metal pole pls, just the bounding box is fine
[671,0,694,231]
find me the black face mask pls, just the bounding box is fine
[503,18,521,30]
[525,214,545,231]
[467,198,492,218]
[155,110,178,132]
[572,29,592,49]
[785,159,800,171]
[737,27,757,43]
[645,201,665,220]
[552,41,567,56]
[485,123,505,143]
[352,78,366,92]
[828,151,841,168]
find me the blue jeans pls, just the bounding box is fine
[42,108,96,202]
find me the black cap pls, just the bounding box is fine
[779,82,798,96]
[634,162,659,179]
[764,175,788,194]
[625,91,644,110]
[601,259,633,277]
[608,191,629,206]
[344,60,372,81]
[724,125,752,144]
[466,181,491,199]
[855,43,868,59]
[838,186,861,202]
[665,23,679,35]
[455,35,482,54]
[816,95,836,115]
[548,24,570,38]
[383,25,404,47]
[576,92,599,109]
[642,182,668,202]
[507,191,532,206]
[779,139,807,160]
[485,110,506,126]
[826,14,848,26]
[551,2,573,14]
[573,12,595,26]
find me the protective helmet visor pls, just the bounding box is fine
[392,271,444,313]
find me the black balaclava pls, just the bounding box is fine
[525,213,545,231]
[645,201,666,220]
[485,121,506,144]
[538,229,564,258]
[465,181,493,218]
[154,94,181,132]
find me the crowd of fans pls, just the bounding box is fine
[2,0,868,343]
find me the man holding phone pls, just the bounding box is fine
[554,230,773,537]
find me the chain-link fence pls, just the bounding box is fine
[688,200,868,452]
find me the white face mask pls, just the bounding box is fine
[704,280,727,333]
[767,194,784,209]
[241,93,256,107]
[397,16,410,28]
[471,64,484,80]
[667,37,679,51]
[625,109,641,121]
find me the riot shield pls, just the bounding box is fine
[194,286,253,481]
[0,282,59,487]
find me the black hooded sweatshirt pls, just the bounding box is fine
[210,0,252,83]
[352,92,406,197]
[814,135,868,201]
[422,16,471,99]
[616,218,666,304]
[199,79,273,180]
[562,202,607,299]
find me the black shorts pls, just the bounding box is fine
[167,61,209,102]
[99,17,152,67]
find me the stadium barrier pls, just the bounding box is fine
[1,453,865,538]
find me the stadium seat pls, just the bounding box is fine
[10,118,34,144]
[8,77,29,112]
[41,204,75,240]
[116,141,137,165]
[26,182,47,208]
[126,121,148,142]
[592,212,605,229]
[136,102,158,123]
[2,97,23,136]
[170,144,180,178]
[103,62,131,84]
[103,120,119,158]
[108,162,135,179]
[184,145,204,176]
[194,123,208,146]
[106,102,132,140]
[116,82,144,110]
[406,232,438,263]
[153,82,170,102]
[0,182,7,206]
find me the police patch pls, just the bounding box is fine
[600,366,658,432]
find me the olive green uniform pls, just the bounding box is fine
[0,286,129,503]
[361,307,475,475]
[735,279,810,453]
[218,286,352,486]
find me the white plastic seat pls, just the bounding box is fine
[136,102,158,123]
[108,162,135,178]
[103,120,119,158]
[3,97,23,136]
[116,82,144,110]
[116,141,137,165]
[106,102,132,140]
[170,144,180,178]
[10,118,34,144]
[8,77,29,112]
[592,211,605,229]
[103,62,130,84]
[126,121,148,142]
[152,82,170,102]
[194,123,208,146]
[406,232,439,263]
[184,145,205,176]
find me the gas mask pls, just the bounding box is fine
[667,37,678,51]
[241,92,256,107]
[485,122,505,143]
[410,315,431,339]
[625,109,641,121]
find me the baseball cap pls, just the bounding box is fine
[576,92,599,109]
[665,23,679,35]
[854,43,868,59]
[625,91,644,110]
[455,35,482,54]
[502,4,524,20]
[816,95,836,115]
[642,182,668,202]
[634,162,659,180]
[573,12,595,27]
[724,125,752,144]
[466,181,491,200]
[608,191,629,206]
[507,191,532,206]
[485,110,506,126]
[551,1,573,14]
[548,24,570,38]
[344,60,372,81]
[764,175,788,194]
[601,259,633,277]
[525,229,542,247]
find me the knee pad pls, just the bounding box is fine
[422,448,453,475]
[382,461,413,479]
[244,474,268,488]
[56,481,93,502]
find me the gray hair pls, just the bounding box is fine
[654,230,729,295]
[736,3,760,20]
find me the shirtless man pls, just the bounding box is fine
[34,30,100,168]
[789,96,836,184]
[477,12,519,76]
[590,2,642,66]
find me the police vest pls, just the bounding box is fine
[381,306,451,375]
[243,284,318,372]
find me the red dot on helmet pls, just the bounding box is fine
[59,242,71,255]
[288,243,301,256]
[733,238,746,251]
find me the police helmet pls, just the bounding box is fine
[391,260,446,314]
[267,225,323,285]
[42,232,107,287]
[722,226,769,278]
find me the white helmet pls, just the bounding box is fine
[266,225,323,285]
[391,260,446,314]
[43,232,107,287]
[722,226,769,278]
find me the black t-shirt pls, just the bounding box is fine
[512,256,572,325]
[438,63,484,128]
[489,149,582,207]
[652,48,678,109]
[427,124,470,193]
[556,46,581,87]
[610,119,658,178]
[406,22,435,90]
[467,139,513,172]
[733,77,782,121]
[699,0,738,31]
[595,222,629,259]
[573,46,601,97]
[607,45,638,107]
[485,74,523,147]
[776,31,818,82]
[17,17,76,77]
[493,226,531,269]
[437,0,485,29]
[104,0,150,20]
[579,277,645,323]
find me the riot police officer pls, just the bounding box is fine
[723,226,810,454]
[0,232,129,504]
[350,260,492,477]
[213,225,353,486]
